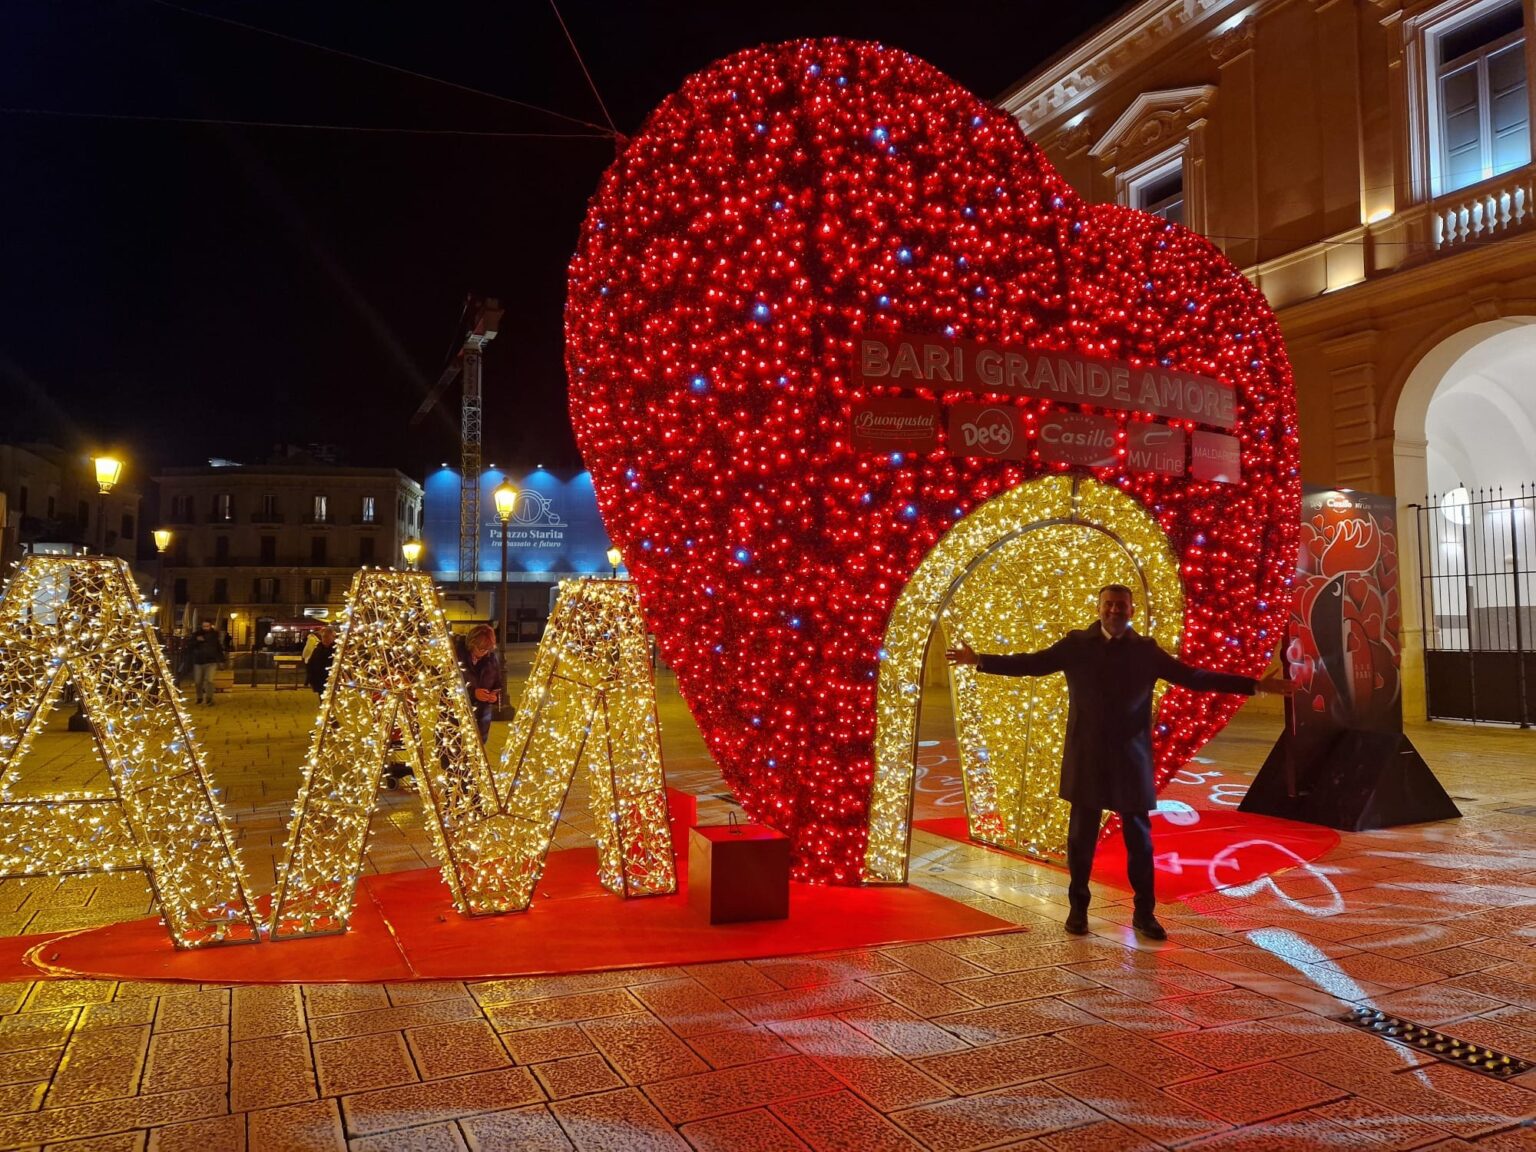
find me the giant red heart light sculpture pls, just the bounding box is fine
[567,40,1300,882]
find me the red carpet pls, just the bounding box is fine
[914,809,1339,902]
[18,846,1019,984]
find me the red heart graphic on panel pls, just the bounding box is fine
[567,40,1300,881]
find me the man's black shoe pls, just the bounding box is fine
[1131,913,1167,941]
[1064,909,1089,936]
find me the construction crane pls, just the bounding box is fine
[411,295,504,585]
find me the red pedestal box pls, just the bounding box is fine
[688,824,790,924]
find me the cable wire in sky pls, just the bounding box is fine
[145,0,618,137]
[548,0,619,138]
[0,106,610,139]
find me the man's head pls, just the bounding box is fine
[466,623,496,658]
[1098,584,1135,638]
[200,621,214,631]
[319,627,336,645]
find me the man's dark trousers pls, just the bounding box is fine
[1066,806,1155,914]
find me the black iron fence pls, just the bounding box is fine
[1413,485,1534,725]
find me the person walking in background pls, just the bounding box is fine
[188,620,226,706]
[455,623,502,745]
[305,627,337,696]
[947,583,1296,940]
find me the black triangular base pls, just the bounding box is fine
[1240,729,1461,831]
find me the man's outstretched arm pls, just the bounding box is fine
[946,638,1071,677]
[1153,645,1298,696]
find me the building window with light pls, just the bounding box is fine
[1130,160,1185,225]
[255,577,278,603]
[306,577,330,600]
[361,495,376,523]
[213,493,232,522]
[312,494,329,523]
[1412,0,1530,197]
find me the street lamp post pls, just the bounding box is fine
[607,547,623,580]
[493,481,518,689]
[401,538,423,570]
[153,528,172,651]
[73,455,124,731]
[93,455,123,556]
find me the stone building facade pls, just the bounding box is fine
[1001,0,1536,719]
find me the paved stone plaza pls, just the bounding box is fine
[0,662,1531,1150]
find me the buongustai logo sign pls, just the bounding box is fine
[850,334,1238,482]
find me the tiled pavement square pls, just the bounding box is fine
[773,1089,923,1151]
[913,1031,1101,1096]
[681,1107,811,1152]
[766,1015,952,1111]
[405,1018,511,1080]
[313,1030,418,1096]
[893,1080,1105,1150]
[1163,1062,1346,1125]
[0,691,1532,1148]
[640,1055,839,1124]
[531,1053,625,1099]
[550,1087,688,1151]
[457,1103,572,1151]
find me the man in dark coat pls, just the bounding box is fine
[948,584,1295,940]
[305,628,336,696]
[188,620,226,706]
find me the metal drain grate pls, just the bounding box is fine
[1341,1007,1534,1078]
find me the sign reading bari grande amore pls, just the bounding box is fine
[850,334,1238,481]
[859,335,1237,429]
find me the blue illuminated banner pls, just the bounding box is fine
[421,468,618,581]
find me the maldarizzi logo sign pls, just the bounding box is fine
[851,334,1239,482]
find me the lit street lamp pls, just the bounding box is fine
[153,528,173,644]
[401,538,423,570]
[93,455,123,556]
[494,480,518,686]
[607,547,623,579]
[72,454,124,732]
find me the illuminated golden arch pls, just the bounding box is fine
[863,474,1185,884]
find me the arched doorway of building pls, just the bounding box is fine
[1393,318,1536,725]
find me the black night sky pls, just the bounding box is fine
[1,1,1124,483]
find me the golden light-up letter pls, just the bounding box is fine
[0,556,258,948]
[270,572,674,939]
[864,475,1185,883]
[493,577,676,906]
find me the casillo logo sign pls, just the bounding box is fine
[858,334,1237,429]
[1037,412,1120,467]
[948,403,1027,460]
[849,397,941,452]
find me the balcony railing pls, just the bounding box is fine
[1431,168,1536,252]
